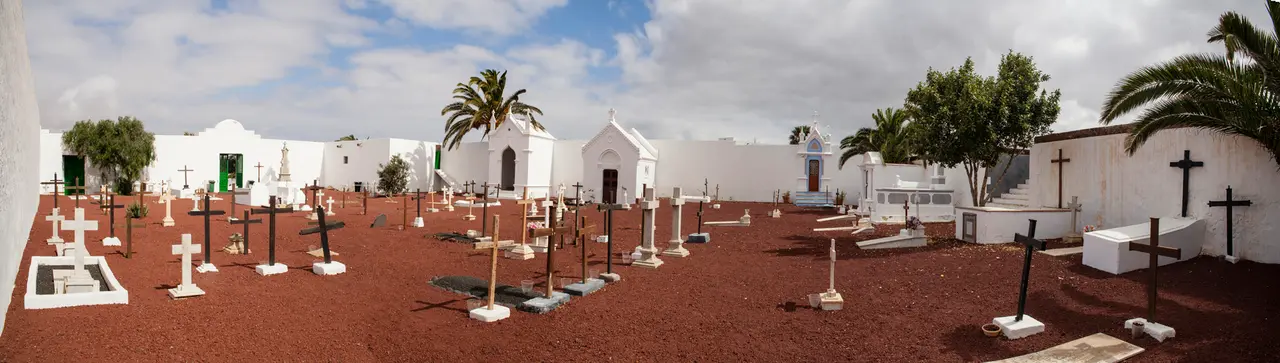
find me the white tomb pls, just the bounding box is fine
[808,239,843,311]
[1083,217,1204,275]
[236,181,270,207]
[858,152,958,223]
[168,234,206,299]
[25,208,130,309]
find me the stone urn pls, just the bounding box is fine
[982,323,1001,337]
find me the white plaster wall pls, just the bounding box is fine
[0,0,40,336]
[148,126,325,193]
[387,138,436,192]
[439,142,488,189]
[37,130,65,192]
[954,207,1071,244]
[524,137,555,197]
[1030,129,1280,263]
[635,159,656,195]
[550,141,585,198]
[323,139,388,191]
[647,140,798,201]
[485,125,531,191]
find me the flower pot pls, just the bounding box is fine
[783,196,791,204]
[982,323,1001,337]
[1130,321,1145,339]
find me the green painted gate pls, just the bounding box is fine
[62,155,86,195]
[219,153,244,192]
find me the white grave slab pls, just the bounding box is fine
[237,181,270,207]
[24,256,129,309]
[1083,217,1203,275]
[168,234,206,299]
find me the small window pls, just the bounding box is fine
[343,156,349,164]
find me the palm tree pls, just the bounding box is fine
[440,69,545,150]
[1100,1,1280,164]
[788,125,811,145]
[838,107,915,168]
[336,135,357,141]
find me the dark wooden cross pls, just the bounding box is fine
[362,183,369,215]
[252,196,294,267]
[254,162,264,182]
[104,194,125,239]
[597,203,626,275]
[1012,219,1046,322]
[412,188,425,219]
[480,183,494,238]
[1050,149,1071,208]
[571,182,586,247]
[530,205,573,298]
[903,198,910,222]
[68,177,86,208]
[230,210,263,254]
[227,168,239,191]
[41,173,63,209]
[696,178,708,234]
[1129,217,1182,322]
[578,216,598,283]
[1169,150,1204,218]
[299,206,345,264]
[228,185,250,220]
[120,215,146,259]
[177,165,194,189]
[187,194,226,265]
[1208,186,1252,258]
[305,181,324,208]
[341,186,347,210]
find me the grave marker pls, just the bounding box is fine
[663,187,691,257]
[228,210,262,254]
[325,197,336,216]
[1124,217,1182,342]
[120,215,145,258]
[68,177,86,208]
[480,183,494,237]
[60,208,98,259]
[1050,149,1071,208]
[471,214,512,322]
[300,206,346,275]
[59,208,101,293]
[102,194,125,246]
[228,184,250,221]
[177,165,194,189]
[571,182,586,247]
[168,234,205,299]
[251,196,294,275]
[992,219,1047,340]
[596,203,626,282]
[809,238,843,310]
[530,207,572,298]
[578,216,597,283]
[632,187,664,268]
[45,212,65,246]
[159,193,176,227]
[1208,186,1251,263]
[187,194,226,272]
[254,162,264,183]
[136,178,148,205]
[1168,150,1204,218]
[506,186,537,260]
[411,188,426,228]
[1065,197,1083,242]
[41,173,63,210]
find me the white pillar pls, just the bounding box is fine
[663,187,689,257]
[632,187,664,268]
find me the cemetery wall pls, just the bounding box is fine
[0,0,41,335]
[149,132,325,191]
[385,138,437,192]
[439,142,489,188]
[323,139,385,190]
[551,141,586,194]
[1031,128,1280,263]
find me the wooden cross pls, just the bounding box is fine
[578,216,597,283]
[252,196,294,267]
[1012,219,1046,322]
[1067,196,1083,236]
[1169,150,1204,218]
[530,206,572,298]
[485,214,501,311]
[902,198,910,223]
[570,182,586,247]
[401,192,409,229]
[41,173,63,209]
[254,162,264,182]
[696,178,709,234]
[230,210,263,254]
[299,206,345,264]
[136,179,148,205]
[516,187,537,248]
[480,183,493,238]
[411,188,426,219]
[177,165,194,189]
[104,194,125,239]
[1208,186,1252,258]
[120,215,146,258]
[362,184,369,215]
[1129,217,1183,322]
[187,194,227,265]
[597,203,627,275]
[68,177,86,208]
[304,182,324,208]
[229,184,250,220]
[1050,149,1071,208]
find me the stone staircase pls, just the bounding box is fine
[990,182,1032,208]
[792,191,834,208]
[434,170,460,191]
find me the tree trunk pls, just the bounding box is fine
[963,162,980,207]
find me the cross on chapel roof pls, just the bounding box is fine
[608,108,617,122]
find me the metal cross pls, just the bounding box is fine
[252,196,294,266]
[1012,219,1046,322]
[41,173,63,209]
[1168,150,1204,218]
[178,165,194,189]
[1128,217,1182,321]
[230,210,263,254]
[187,194,227,265]
[1050,149,1071,208]
[300,206,345,264]
[254,162,264,182]
[1208,186,1252,258]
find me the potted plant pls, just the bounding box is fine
[982,323,1001,337]
[834,190,846,205]
[782,191,791,204]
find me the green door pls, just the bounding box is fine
[236,155,244,189]
[219,154,244,192]
[62,155,86,195]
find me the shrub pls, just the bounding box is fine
[126,202,149,218]
[377,155,410,196]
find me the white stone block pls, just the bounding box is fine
[167,284,205,299]
[255,263,289,276]
[102,237,121,246]
[505,244,535,260]
[312,261,347,275]
[993,315,1045,340]
[196,263,219,273]
[1083,217,1203,275]
[639,200,659,209]
[1125,318,1175,342]
[469,305,511,322]
[412,217,424,228]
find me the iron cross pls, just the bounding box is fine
[187,194,227,265]
[105,194,125,239]
[230,210,263,254]
[597,202,627,275]
[1128,217,1182,322]
[67,177,86,208]
[530,204,572,298]
[121,215,146,259]
[41,173,63,209]
[178,165,194,189]
[300,206,345,264]
[254,162,264,182]
[1169,150,1204,218]
[1208,186,1252,258]
[251,196,294,267]
[1050,149,1071,208]
[1012,219,1046,322]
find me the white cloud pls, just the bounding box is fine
[372,0,568,36]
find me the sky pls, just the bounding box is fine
[22,0,1272,144]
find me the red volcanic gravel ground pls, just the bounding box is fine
[2,191,1279,362]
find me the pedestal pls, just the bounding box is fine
[469,305,511,322]
[313,261,347,275]
[505,244,535,260]
[598,273,621,282]
[662,241,690,257]
[993,315,1046,340]
[1125,318,1175,342]
[167,284,206,299]
[596,235,608,243]
[162,217,175,227]
[196,263,219,273]
[563,278,606,296]
[632,247,664,269]
[462,214,476,221]
[687,233,711,243]
[712,203,721,209]
[102,237,121,246]
[769,209,781,218]
[531,236,549,253]
[1226,255,1240,264]
[307,212,318,221]
[808,290,843,311]
[413,217,424,228]
[179,188,195,199]
[255,263,289,276]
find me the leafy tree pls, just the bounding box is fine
[788,126,811,144]
[336,135,357,141]
[839,107,916,168]
[61,116,157,194]
[1100,1,1280,164]
[905,52,1061,207]
[440,69,544,150]
[376,155,410,196]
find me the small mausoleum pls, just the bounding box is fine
[791,118,835,206]
[486,112,556,198]
[580,109,658,204]
[858,151,958,224]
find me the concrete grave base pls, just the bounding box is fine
[1226,255,1241,264]
[255,263,289,276]
[462,215,476,221]
[686,233,711,244]
[517,292,571,314]
[808,290,843,311]
[167,284,205,299]
[632,256,664,269]
[426,208,439,213]
[469,305,511,322]
[505,244,535,260]
[1125,318,1175,342]
[662,246,690,257]
[102,237,121,247]
[769,209,781,218]
[993,315,1045,340]
[196,263,219,273]
[24,256,129,310]
[856,235,926,250]
[598,273,621,282]
[563,278,606,296]
[312,261,347,275]
[712,203,721,209]
[412,217,424,228]
[595,235,608,243]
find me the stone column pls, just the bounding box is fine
[632,187,664,268]
[663,187,689,257]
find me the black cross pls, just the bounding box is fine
[597,203,626,275]
[230,210,262,254]
[254,162,264,182]
[530,205,572,298]
[229,185,250,220]
[362,182,369,216]
[1208,186,1251,258]
[304,181,324,208]
[67,177,86,208]
[1050,149,1071,208]
[572,182,586,247]
[1169,150,1204,218]
[252,196,294,267]
[578,216,597,282]
[177,165,194,189]
[299,206,345,264]
[1012,219,1046,322]
[1129,217,1182,322]
[480,183,493,238]
[105,194,125,238]
[187,194,226,265]
[41,173,63,209]
[697,178,708,234]
[412,188,425,218]
[120,215,145,259]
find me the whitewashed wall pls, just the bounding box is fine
[1030,129,1280,263]
[1,0,40,336]
[387,138,436,192]
[439,142,488,189]
[324,138,435,193]
[524,137,556,197]
[146,121,325,192]
[550,141,585,196]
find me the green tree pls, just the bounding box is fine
[376,155,410,196]
[838,107,916,168]
[905,52,1061,207]
[61,116,157,194]
[440,69,544,150]
[788,125,811,144]
[1100,1,1280,164]
[336,135,357,141]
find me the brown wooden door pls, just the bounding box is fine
[501,148,516,190]
[602,169,618,204]
[807,159,820,191]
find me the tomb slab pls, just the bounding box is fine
[313,261,347,275]
[469,305,511,322]
[993,315,1045,340]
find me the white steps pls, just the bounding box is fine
[990,180,1033,207]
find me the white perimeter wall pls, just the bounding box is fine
[148,130,325,192]
[439,142,488,189]
[387,139,437,192]
[1,0,41,336]
[324,138,436,192]
[1030,129,1280,263]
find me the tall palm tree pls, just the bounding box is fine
[788,125,811,145]
[1100,1,1280,164]
[838,107,915,168]
[440,69,545,150]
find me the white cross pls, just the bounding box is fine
[45,211,65,243]
[1067,196,1083,233]
[326,197,335,213]
[608,108,617,122]
[61,208,98,273]
[316,189,326,206]
[171,234,202,290]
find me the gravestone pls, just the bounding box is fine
[470,214,511,322]
[596,202,626,282]
[521,206,573,313]
[370,213,387,228]
[325,197,336,216]
[251,196,294,276]
[632,187,664,268]
[59,208,98,262]
[687,179,711,243]
[55,208,100,294]
[1123,217,1182,342]
[120,216,145,258]
[564,216,605,296]
[177,165,195,197]
[226,210,262,254]
[41,173,63,211]
[159,193,176,227]
[663,187,691,257]
[961,212,977,243]
[300,206,346,275]
[45,211,65,246]
[228,185,250,221]
[168,234,205,299]
[1208,186,1251,263]
[1169,150,1204,218]
[809,238,843,310]
[187,194,226,273]
[506,187,537,260]
[101,194,124,246]
[411,189,426,227]
[1064,197,1083,242]
[992,219,1048,339]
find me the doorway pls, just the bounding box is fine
[219,153,244,192]
[807,159,820,192]
[500,147,516,190]
[602,169,618,204]
[62,155,86,194]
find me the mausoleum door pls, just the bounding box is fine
[501,147,516,191]
[602,169,618,204]
[807,159,820,192]
[62,155,85,194]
